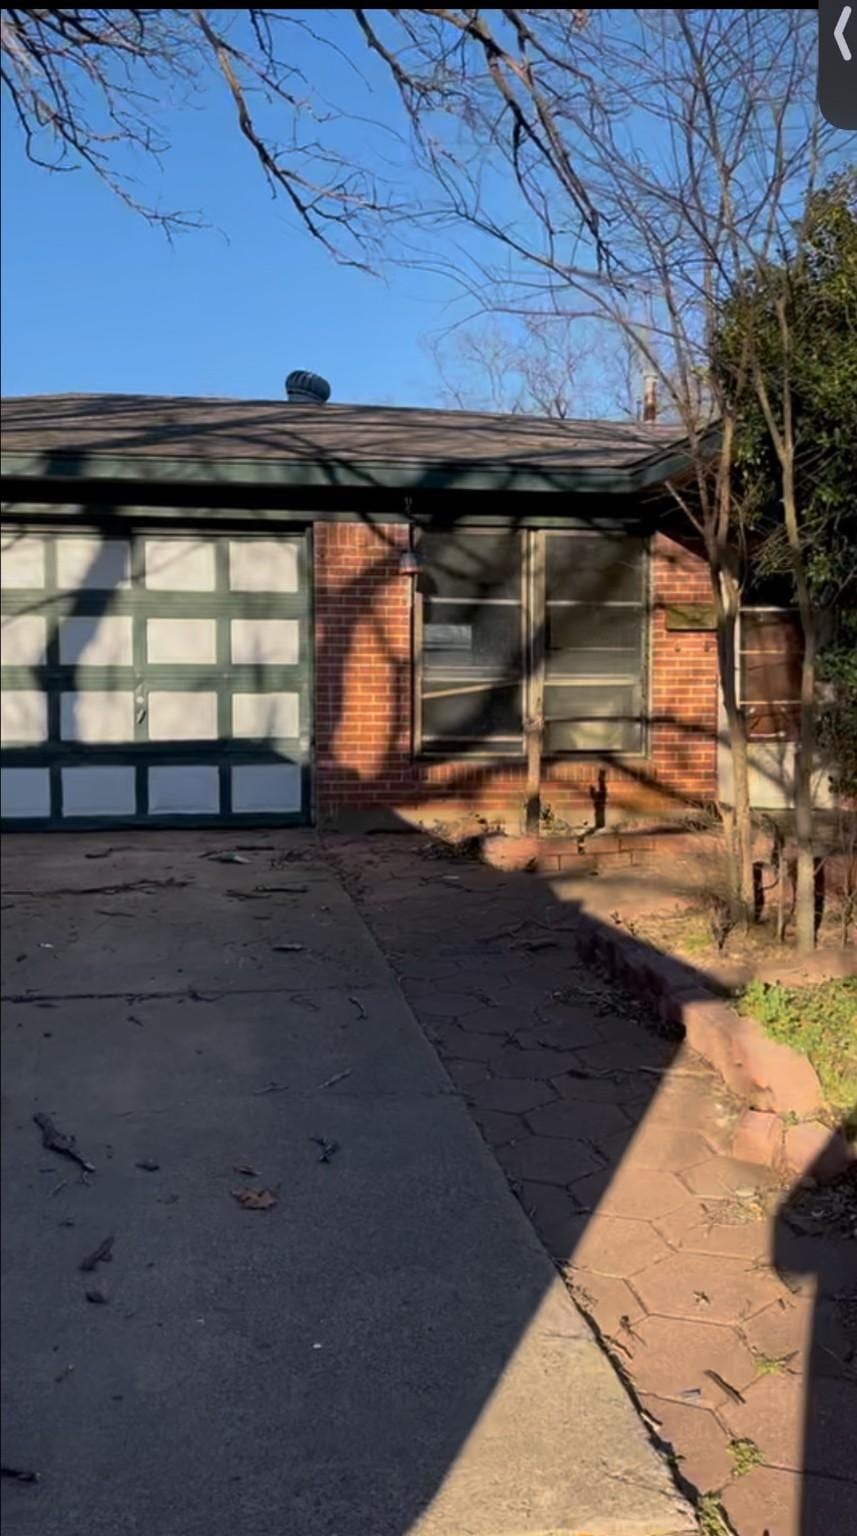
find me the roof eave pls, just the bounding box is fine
[0,438,704,496]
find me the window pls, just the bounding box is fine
[543,532,646,753]
[416,528,647,754]
[418,531,524,752]
[739,609,802,738]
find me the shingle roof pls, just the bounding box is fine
[1,392,685,472]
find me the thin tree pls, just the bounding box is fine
[359,9,832,921]
[720,174,857,948]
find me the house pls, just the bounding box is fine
[0,380,802,831]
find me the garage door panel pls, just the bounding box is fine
[1,534,46,589]
[1,689,48,744]
[1,528,310,826]
[56,537,132,591]
[60,690,136,743]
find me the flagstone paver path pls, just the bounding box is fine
[327,835,857,1536]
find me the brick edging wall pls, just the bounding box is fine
[573,911,854,1184]
[313,522,720,824]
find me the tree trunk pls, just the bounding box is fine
[713,567,755,924]
[525,717,543,835]
[794,618,817,951]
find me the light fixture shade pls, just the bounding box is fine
[398,548,421,576]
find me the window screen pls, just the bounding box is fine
[418,531,524,747]
[543,532,646,754]
[416,528,646,755]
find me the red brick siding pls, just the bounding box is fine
[649,531,719,801]
[313,522,720,824]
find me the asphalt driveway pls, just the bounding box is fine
[1,831,692,1536]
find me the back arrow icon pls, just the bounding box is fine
[835,5,852,61]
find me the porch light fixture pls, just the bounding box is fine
[398,547,421,577]
[399,501,421,576]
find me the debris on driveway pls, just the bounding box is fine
[79,1234,114,1272]
[704,1370,745,1405]
[33,1112,95,1173]
[272,943,305,953]
[233,1163,258,1177]
[310,1137,339,1164]
[85,1288,109,1305]
[348,995,367,1020]
[232,1186,279,1211]
[200,851,249,865]
[317,1069,351,1091]
[135,1159,160,1172]
[7,879,192,898]
[2,1465,40,1483]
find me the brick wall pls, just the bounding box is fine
[649,530,720,801]
[313,521,720,827]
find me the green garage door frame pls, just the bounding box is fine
[0,523,313,828]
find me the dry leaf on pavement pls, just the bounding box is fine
[232,1186,279,1211]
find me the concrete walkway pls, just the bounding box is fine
[328,834,857,1536]
[1,832,693,1536]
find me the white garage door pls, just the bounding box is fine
[1,527,311,826]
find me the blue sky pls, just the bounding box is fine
[0,16,463,407]
[1,11,837,415]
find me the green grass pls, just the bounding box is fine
[697,1493,732,1535]
[674,915,713,955]
[737,977,857,1135]
[753,1352,789,1376]
[728,1437,763,1477]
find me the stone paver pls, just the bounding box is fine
[328,835,857,1536]
[524,1099,632,1141]
[571,1164,690,1221]
[471,1108,526,1148]
[633,1252,781,1325]
[550,1068,644,1105]
[566,1269,647,1336]
[574,1038,676,1073]
[444,1058,491,1091]
[517,1183,585,1260]
[742,1294,813,1365]
[460,1006,537,1036]
[629,1316,757,1407]
[402,987,489,1017]
[517,1016,607,1051]
[654,1202,772,1260]
[569,1214,673,1278]
[429,1024,503,1061]
[721,1371,857,1481]
[497,1133,603,1187]
[641,1397,733,1492]
[467,1076,556,1114]
[488,1046,586,1080]
[680,1156,781,1199]
[722,1464,857,1536]
[601,1123,714,1172]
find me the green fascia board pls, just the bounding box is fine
[1,434,709,498]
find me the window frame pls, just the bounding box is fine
[737,604,802,741]
[540,528,649,758]
[414,526,650,760]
